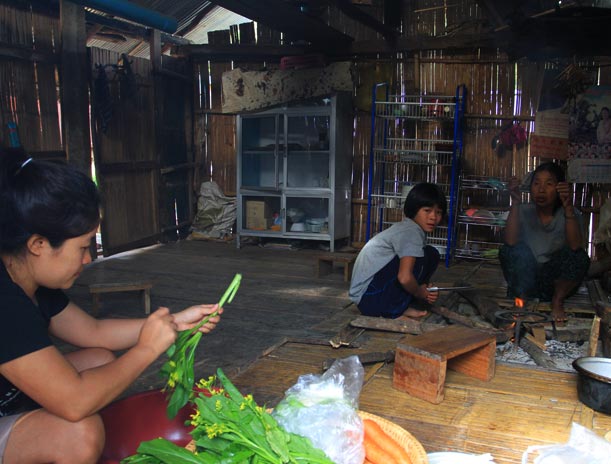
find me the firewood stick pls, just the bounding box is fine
[429,305,494,330]
[519,336,557,369]
[588,316,601,357]
[350,315,445,334]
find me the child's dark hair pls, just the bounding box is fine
[404,183,447,219]
[531,162,565,211]
[0,147,101,254]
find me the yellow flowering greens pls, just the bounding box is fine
[123,369,335,464]
[160,274,242,420]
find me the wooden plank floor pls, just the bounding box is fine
[67,240,364,396]
[64,239,610,462]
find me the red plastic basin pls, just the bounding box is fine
[98,390,194,464]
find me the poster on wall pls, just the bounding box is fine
[567,85,611,183]
[530,69,570,160]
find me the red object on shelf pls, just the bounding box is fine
[279,54,325,70]
[98,390,194,464]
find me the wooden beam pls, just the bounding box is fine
[84,12,190,46]
[97,160,157,175]
[0,42,58,64]
[327,0,397,42]
[177,43,310,61]
[479,0,508,30]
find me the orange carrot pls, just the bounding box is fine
[363,436,398,464]
[363,419,413,464]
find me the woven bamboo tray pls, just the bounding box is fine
[359,410,429,464]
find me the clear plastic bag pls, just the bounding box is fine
[521,422,611,464]
[272,355,365,464]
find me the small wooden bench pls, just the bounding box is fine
[89,281,153,316]
[393,325,496,404]
[316,253,357,282]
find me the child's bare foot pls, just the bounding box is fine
[398,308,428,320]
[551,301,568,326]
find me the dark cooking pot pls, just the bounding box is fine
[572,357,611,415]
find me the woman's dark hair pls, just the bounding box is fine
[0,147,101,254]
[403,183,447,219]
[530,162,565,211]
[531,161,565,184]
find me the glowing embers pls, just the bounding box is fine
[494,298,556,347]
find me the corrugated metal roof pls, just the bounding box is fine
[182,6,250,44]
[85,1,251,58]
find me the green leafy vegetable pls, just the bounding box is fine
[161,274,242,419]
[123,369,335,464]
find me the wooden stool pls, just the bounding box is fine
[89,281,153,316]
[393,325,496,404]
[316,253,356,282]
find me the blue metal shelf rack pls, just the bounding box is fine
[365,84,467,267]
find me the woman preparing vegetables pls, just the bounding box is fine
[0,148,222,463]
[499,162,590,324]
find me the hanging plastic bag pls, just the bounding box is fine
[521,422,611,464]
[272,355,365,464]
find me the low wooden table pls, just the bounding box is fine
[393,325,496,404]
[316,253,356,282]
[89,281,153,316]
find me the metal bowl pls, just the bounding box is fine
[572,357,611,415]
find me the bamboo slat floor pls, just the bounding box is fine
[229,333,611,464]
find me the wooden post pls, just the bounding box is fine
[60,1,91,175]
[150,29,162,72]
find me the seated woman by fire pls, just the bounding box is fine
[499,162,590,324]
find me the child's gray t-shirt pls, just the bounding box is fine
[518,203,583,264]
[349,218,425,304]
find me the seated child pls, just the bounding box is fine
[349,182,445,319]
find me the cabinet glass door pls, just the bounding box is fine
[241,116,284,189]
[242,195,282,233]
[285,196,329,235]
[286,115,330,189]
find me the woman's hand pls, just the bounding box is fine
[137,307,178,358]
[172,304,223,333]
[508,176,521,205]
[556,181,573,210]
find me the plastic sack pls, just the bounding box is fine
[189,181,236,240]
[272,355,365,464]
[521,422,611,464]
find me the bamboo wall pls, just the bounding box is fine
[3,2,609,258]
[195,48,611,252]
[0,3,194,254]
[0,5,61,151]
